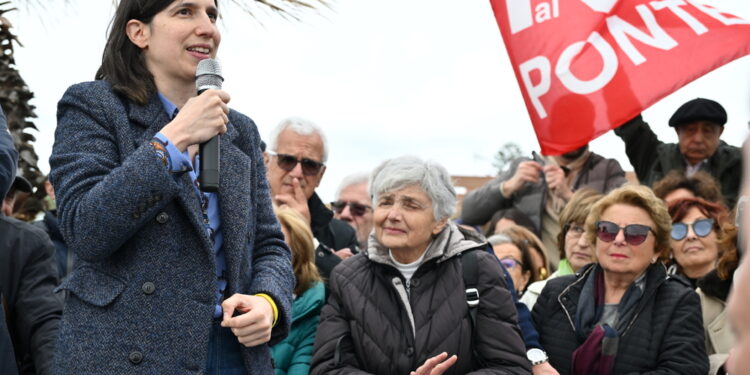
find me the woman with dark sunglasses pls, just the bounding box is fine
[668,198,739,375]
[532,185,708,375]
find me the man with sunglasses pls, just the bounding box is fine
[615,98,741,208]
[332,173,373,251]
[264,117,359,282]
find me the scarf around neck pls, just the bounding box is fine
[571,264,645,375]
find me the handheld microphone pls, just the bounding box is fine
[196,58,224,192]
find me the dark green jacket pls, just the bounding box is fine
[615,115,742,208]
[272,281,325,375]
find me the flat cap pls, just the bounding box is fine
[669,98,727,127]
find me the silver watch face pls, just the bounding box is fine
[527,348,547,363]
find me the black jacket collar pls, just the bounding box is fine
[308,192,333,233]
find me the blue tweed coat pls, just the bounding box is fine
[49,81,294,374]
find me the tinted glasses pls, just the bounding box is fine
[500,256,524,270]
[595,220,653,246]
[267,150,324,176]
[671,218,715,241]
[330,200,372,217]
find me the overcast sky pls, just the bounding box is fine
[10,0,750,202]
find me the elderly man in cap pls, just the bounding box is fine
[615,98,741,207]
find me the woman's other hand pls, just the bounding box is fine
[161,89,230,151]
[410,352,457,375]
[221,293,274,347]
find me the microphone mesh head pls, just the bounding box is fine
[196,58,224,91]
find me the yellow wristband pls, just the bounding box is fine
[255,293,279,327]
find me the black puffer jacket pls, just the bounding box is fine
[310,224,530,375]
[532,263,708,375]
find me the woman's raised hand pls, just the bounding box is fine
[161,89,230,152]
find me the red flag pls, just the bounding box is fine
[489,0,750,155]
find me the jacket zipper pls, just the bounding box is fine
[558,267,668,336]
[391,276,416,338]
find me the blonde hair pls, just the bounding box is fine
[585,185,672,262]
[275,207,321,295]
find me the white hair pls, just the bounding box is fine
[369,156,456,221]
[335,172,371,200]
[266,117,329,163]
[487,234,513,246]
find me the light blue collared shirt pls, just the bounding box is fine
[156,93,227,318]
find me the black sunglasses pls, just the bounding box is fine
[267,151,324,176]
[330,200,372,217]
[596,220,653,246]
[671,218,715,241]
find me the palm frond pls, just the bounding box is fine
[227,0,329,21]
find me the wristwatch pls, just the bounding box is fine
[527,348,549,366]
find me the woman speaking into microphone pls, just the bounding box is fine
[49,0,293,374]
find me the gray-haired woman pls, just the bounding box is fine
[310,156,530,375]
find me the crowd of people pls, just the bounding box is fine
[1,0,749,374]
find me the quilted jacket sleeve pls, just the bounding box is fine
[635,288,709,375]
[309,264,372,375]
[468,251,532,375]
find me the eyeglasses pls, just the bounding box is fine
[595,221,653,246]
[671,218,715,241]
[500,256,524,270]
[330,200,372,217]
[267,150,324,176]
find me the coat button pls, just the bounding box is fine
[318,251,325,257]
[128,351,143,364]
[156,212,169,224]
[411,278,419,287]
[406,347,414,356]
[133,212,141,219]
[142,282,156,295]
